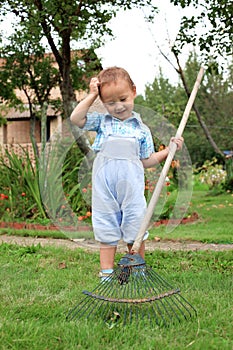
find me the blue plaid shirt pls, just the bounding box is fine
[82,111,154,159]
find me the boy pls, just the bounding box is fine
[70,67,183,280]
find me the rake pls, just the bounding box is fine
[67,67,204,326]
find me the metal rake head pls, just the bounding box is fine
[67,254,197,326]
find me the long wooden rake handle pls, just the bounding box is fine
[132,67,205,253]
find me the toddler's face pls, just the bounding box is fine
[100,79,136,121]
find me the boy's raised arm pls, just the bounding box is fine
[70,77,99,128]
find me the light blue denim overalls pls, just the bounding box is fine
[92,118,148,246]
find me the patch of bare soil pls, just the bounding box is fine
[0,234,232,252]
[1,213,232,252]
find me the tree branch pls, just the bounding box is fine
[33,0,63,74]
[173,50,224,157]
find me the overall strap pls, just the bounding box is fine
[104,115,114,136]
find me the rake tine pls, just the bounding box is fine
[67,276,114,321]
[67,296,91,320]
[136,275,172,325]
[123,305,128,325]
[67,264,196,325]
[102,297,121,323]
[149,268,174,290]
[147,277,188,318]
[161,298,182,324]
[143,274,172,325]
[173,293,197,319]
[168,296,190,320]
[136,267,189,324]
[77,296,98,319]
[152,297,170,325]
[85,298,104,319]
[83,295,104,319]
[150,303,163,326]
[147,278,186,323]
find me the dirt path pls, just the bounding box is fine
[1,234,232,252]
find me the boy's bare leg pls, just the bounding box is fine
[127,241,145,259]
[99,241,145,271]
[100,243,117,270]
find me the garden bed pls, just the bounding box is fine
[0,212,199,232]
[0,221,91,231]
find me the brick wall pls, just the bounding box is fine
[6,120,41,144]
[0,142,47,166]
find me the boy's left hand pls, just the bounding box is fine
[170,136,184,151]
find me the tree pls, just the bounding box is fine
[138,53,233,165]
[172,50,224,158]
[198,61,233,151]
[170,0,233,68]
[0,29,102,153]
[136,68,191,123]
[0,32,60,136]
[0,0,157,153]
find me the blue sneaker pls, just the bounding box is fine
[99,269,114,282]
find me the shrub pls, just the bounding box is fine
[0,148,46,221]
[196,158,226,190]
[223,155,233,192]
[0,143,91,223]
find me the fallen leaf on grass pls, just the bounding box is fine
[58,262,67,269]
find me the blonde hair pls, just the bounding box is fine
[97,67,135,95]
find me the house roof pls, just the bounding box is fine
[3,104,60,120]
[0,48,103,119]
[3,97,106,120]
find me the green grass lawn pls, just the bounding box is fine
[149,190,233,244]
[0,243,232,350]
[0,189,233,349]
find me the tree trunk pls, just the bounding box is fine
[63,35,94,155]
[174,52,224,157]
[29,109,39,158]
[60,77,93,156]
[37,12,93,156]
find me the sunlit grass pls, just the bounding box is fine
[150,190,233,243]
[0,244,232,350]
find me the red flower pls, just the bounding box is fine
[0,193,8,199]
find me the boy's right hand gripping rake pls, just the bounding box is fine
[67,67,205,326]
